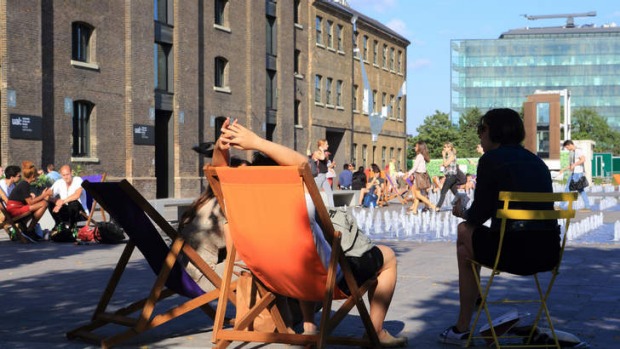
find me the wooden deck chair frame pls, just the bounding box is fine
[79,173,108,225]
[205,163,381,349]
[0,196,35,243]
[466,191,578,349]
[383,174,409,205]
[66,180,236,349]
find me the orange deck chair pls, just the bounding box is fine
[205,163,381,349]
[383,174,410,205]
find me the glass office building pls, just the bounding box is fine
[451,25,620,129]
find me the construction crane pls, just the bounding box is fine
[521,11,596,28]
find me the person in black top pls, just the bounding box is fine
[351,166,367,190]
[439,108,559,345]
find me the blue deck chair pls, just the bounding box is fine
[66,180,236,348]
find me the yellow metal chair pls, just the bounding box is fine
[466,191,578,348]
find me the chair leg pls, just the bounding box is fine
[467,265,500,348]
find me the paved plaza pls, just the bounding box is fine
[1,194,619,348]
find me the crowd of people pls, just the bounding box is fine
[0,161,89,241]
[1,107,588,347]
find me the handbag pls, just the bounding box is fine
[569,175,589,191]
[414,172,431,190]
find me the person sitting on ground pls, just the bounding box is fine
[215,118,406,347]
[338,163,353,190]
[351,165,367,190]
[357,164,385,207]
[48,165,89,230]
[45,164,62,183]
[0,165,21,202]
[439,108,560,346]
[5,161,52,240]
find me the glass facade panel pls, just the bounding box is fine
[451,29,620,129]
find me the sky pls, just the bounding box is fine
[346,0,620,136]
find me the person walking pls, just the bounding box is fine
[435,142,460,209]
[559,140,591,211]
[407,141,438,214]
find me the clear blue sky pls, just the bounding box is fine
[347,0,620,136]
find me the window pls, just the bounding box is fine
[326,77,333,105]
[390,47,395,70]
[266,15,277,56]
[294,0,300,24]
[215,0,228,27]
[363,35,368,61]
[154,0,172,24]
[362,144,368,167]
[397,97,402,120]
[353,84,358,111]
[336,24,343,51]
[215,56,228,88]
[72,22,93,62]
[315,16,323,45]
[353,143,357,166]
[326,20,333,48]
[72,101,92,157]
[382,44,387,68]
[372,90,377,113]
[382,147,386,168]
[155,43,173,92]
[315,74,322,103]
[294,49,301,75]
[266,70,277,110]
[397,50,402,73]
[294,100,301,126]
[373,40,378,64]
[336,80,343,107]
[382,92,386,114]
[389,95,394,118]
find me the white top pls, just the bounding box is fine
[572,147,585,174]
[51,176,89,213]
[408,153,427,176]
[0,179,14,197]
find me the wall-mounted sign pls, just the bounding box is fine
[10,114,42,140]
[133,124,155,145]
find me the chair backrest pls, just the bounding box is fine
[496,191,578,265]
[208,163,340,301]
[82,180,204,299]
[81,173,106,211]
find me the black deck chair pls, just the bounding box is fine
[66,180,236,348]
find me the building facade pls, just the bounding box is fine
[0,0,408,199]
[451,22,620,129]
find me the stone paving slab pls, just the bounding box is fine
[1,235,619,348]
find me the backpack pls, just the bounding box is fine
[328,208,374,257]
[308,156,319,177]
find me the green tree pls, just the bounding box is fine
[571,108,620,154]
[408,110,459,159]
[454,108,482,157]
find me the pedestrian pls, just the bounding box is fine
[559,140,591,212]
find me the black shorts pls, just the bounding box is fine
[338,246,384,294]
[472,225,561,276]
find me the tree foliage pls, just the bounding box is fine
[571,108,620,154]
[408,110,458,159]
[454,108,483,157]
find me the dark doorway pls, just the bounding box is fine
[326,129,345,165]
[155,109,173,198]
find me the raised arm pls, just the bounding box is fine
[219,120,306,166]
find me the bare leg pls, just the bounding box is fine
[299,301,318,333]
[368,245,398,337]
[27,201,48,230]
[455,222,478,332]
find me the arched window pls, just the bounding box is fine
[215,56,228,88]
[72,22,93,62]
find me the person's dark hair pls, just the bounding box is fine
[357,166,365,172]
[479,108,525,145]
[416,141,431,163]
[342,163,350,170]
[4,165,20,179]
[562,140,574,147]
[371,163,381,173]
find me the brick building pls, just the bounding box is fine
[0,0,408,199]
